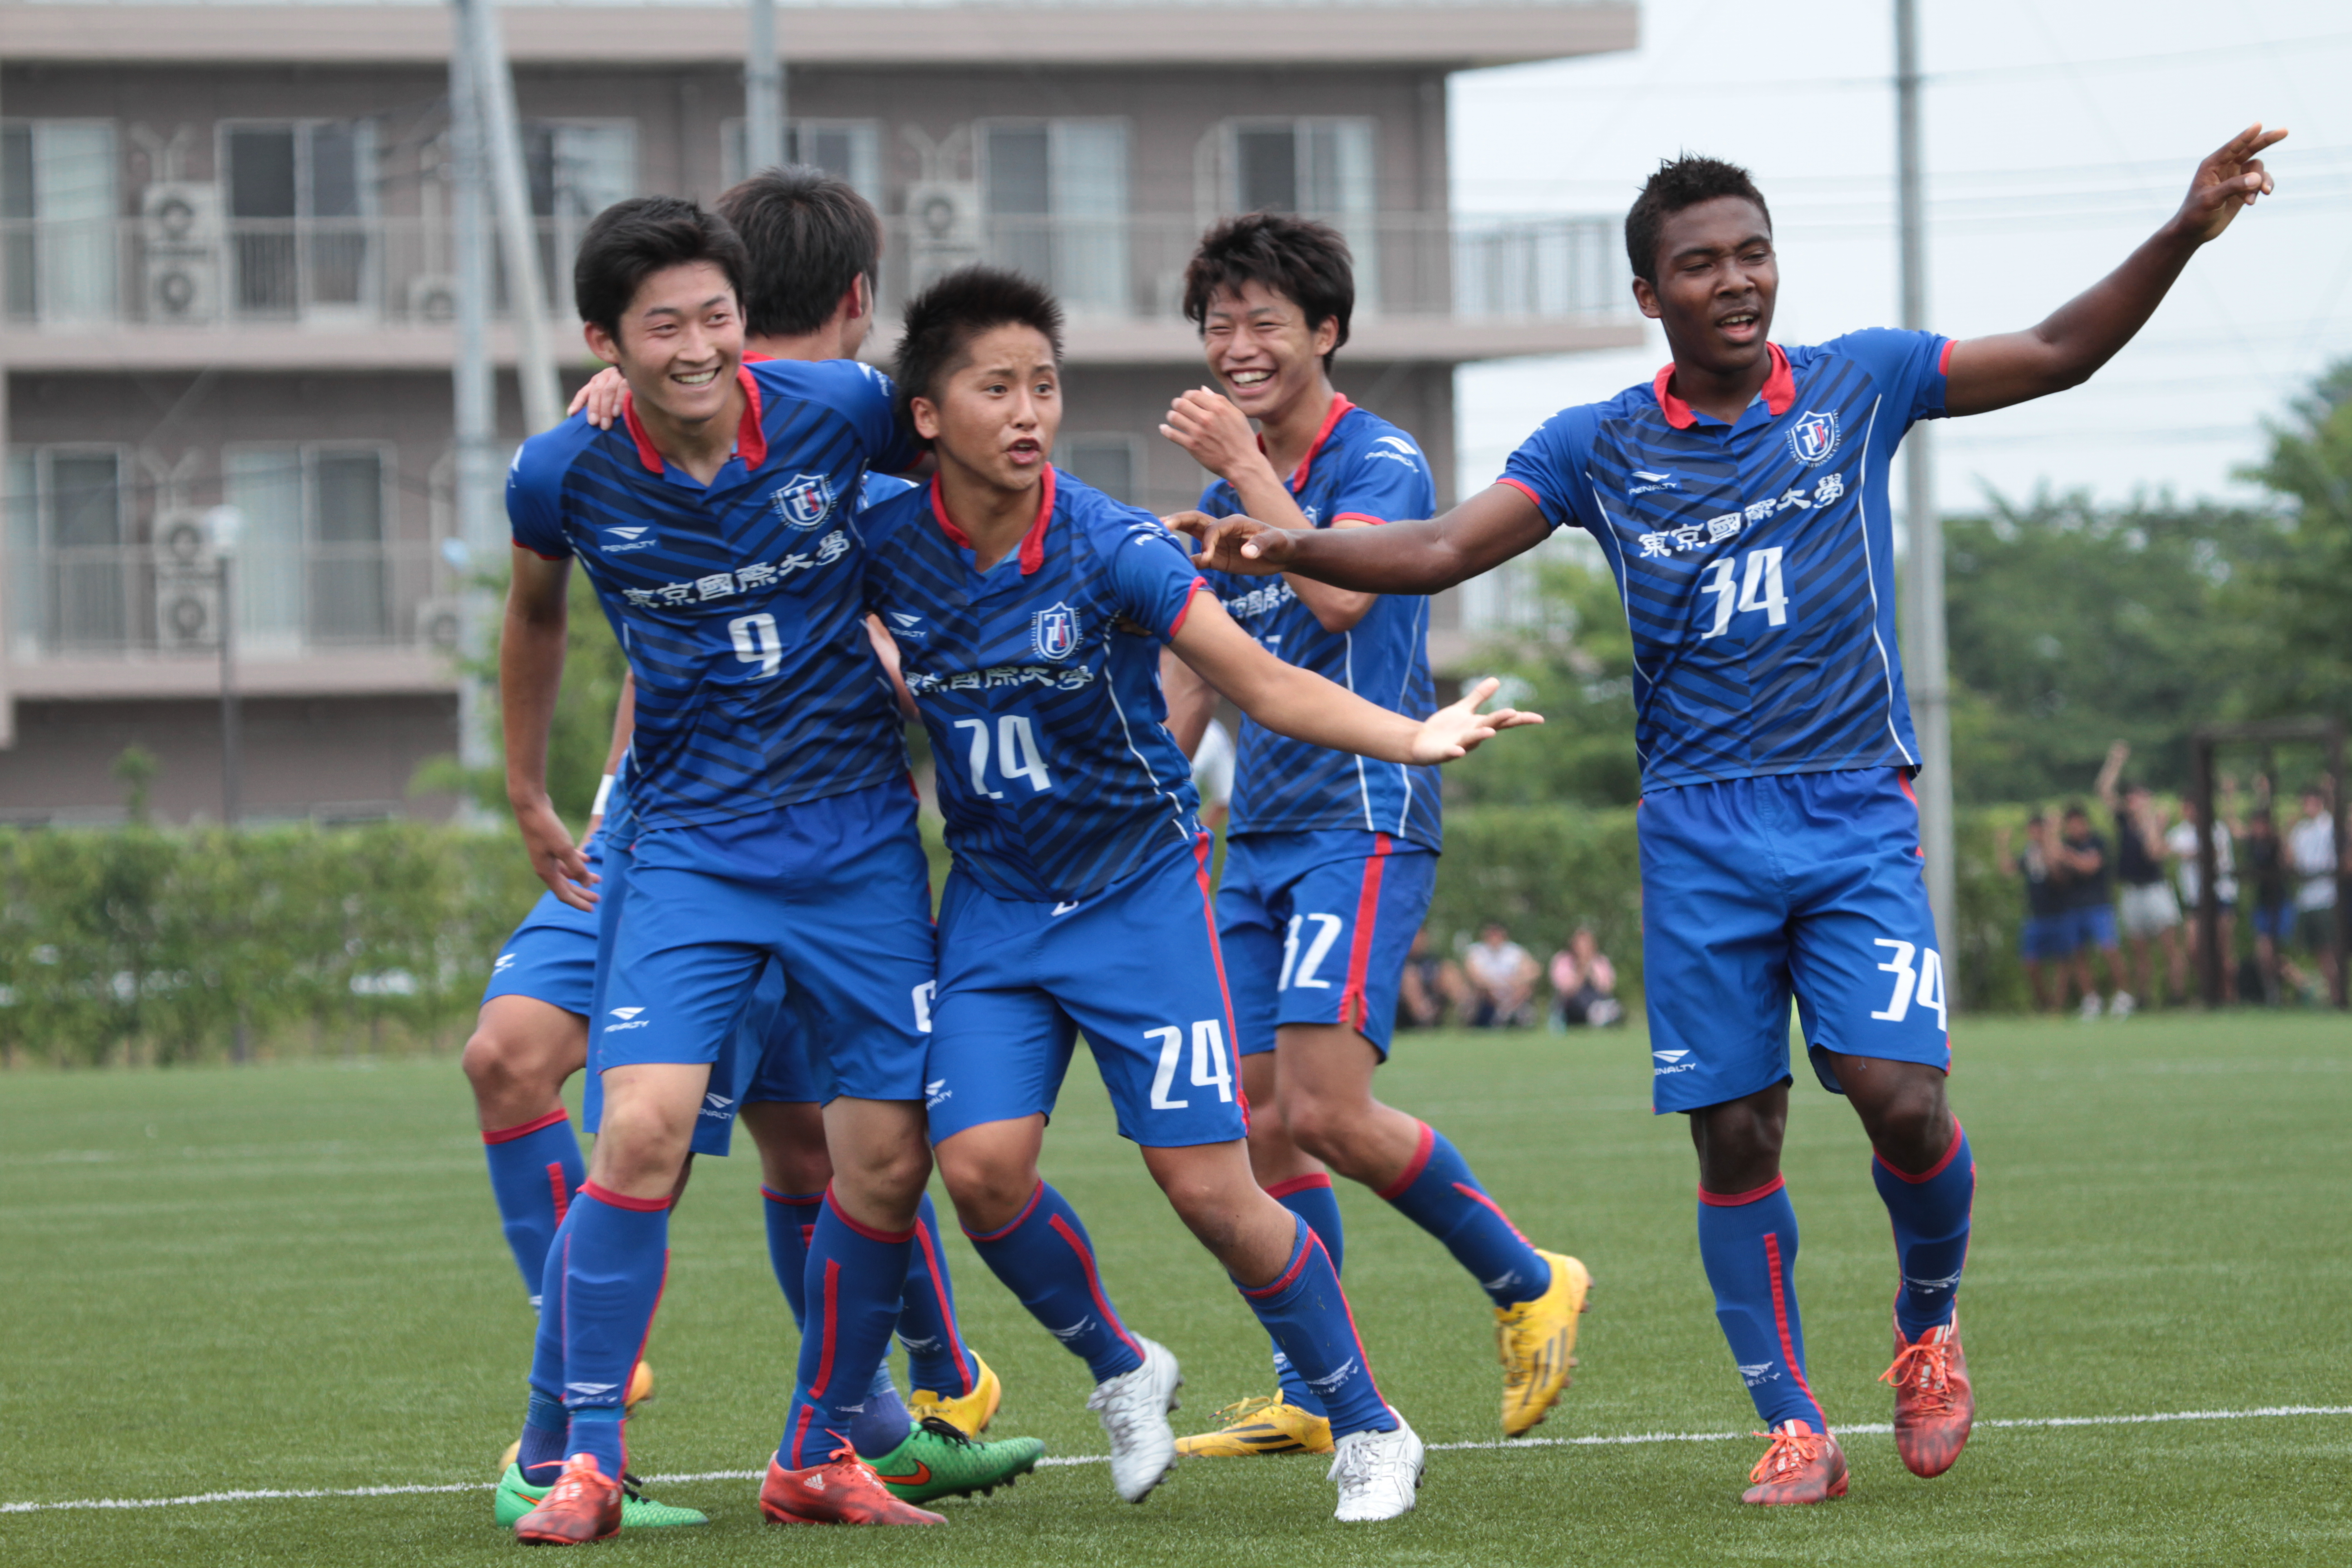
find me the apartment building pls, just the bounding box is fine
[0,0,1641,824]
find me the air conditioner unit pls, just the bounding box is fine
[141,183,223,323]
[906,181,984,250]
[407,272,459,323]
[157,575,221,650]
[415,596,468,652]
[152,510,217,572]
[142,182,222,250]
[145,246,218,323]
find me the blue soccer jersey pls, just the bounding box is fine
[1499,333,1952,792]
[1199,397,1441,847]
[859,466,1206,903]
[506,358,922,829]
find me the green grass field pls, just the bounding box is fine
[5,1014,2350,1565]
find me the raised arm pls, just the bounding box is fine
[502,548,596,909]
[1167,591,1539,763]
[1168,481,1551,594]
[1944,125,2283,418]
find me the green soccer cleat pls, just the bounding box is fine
[860,1416,1045,1506]
[493,1462,710,1530]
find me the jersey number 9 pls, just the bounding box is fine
[729,612,783,677]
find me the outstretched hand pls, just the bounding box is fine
[516,795,598,911]
[1411,676,1544,764]
[1163,509,1295,576]
[565,366,629,430]
[2175,123,2285,245]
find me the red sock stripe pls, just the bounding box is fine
[913,1215,977,1396]
[809,1258,840,1397]
[581,1181,670,1214]
[822,1185,917,1244]
[963,1180,1046,1243]
[762,1187,825,1206]
[1263,1172,1336,1200]
[1763,1232,1822,1416]
[1335,834,1392,1032]
[547,1163,571,1225]
[788,1404,815,1470]
[1319,1231,1390,1415]
[1698,1174,1787,1207]
[1874,1117,1967,1185]
[482,1106,569,1145]
[1047,1211,1143,1362]
[1375,1121,1437,1201]
[1238,1226,1313,1300]
[1452,1181,1534,1247]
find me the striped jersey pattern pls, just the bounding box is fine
[859,465,1206,903]
[507,358,921,830]
[1499,329,1952,792]
[1198,397,1441,848]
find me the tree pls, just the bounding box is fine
[1447,554,1642,809]
[2237,354,2352,716]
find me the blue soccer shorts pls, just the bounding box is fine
[733,957,825,1107]
[594,777,935,1112]
[2056,903,2120,952]
[480,834,612,1015]
[925,834,1248,1150]
[1217,829,1436,1059]
[2018,914,2072,963]
[1640,767,1951,1115]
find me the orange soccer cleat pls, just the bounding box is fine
[1882,1316,1975,1478]
[759,1447,949,1526]
[1740,1420,1848,1506]
[512,1452,625,1544]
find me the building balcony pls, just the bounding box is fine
[0,210,1641,371]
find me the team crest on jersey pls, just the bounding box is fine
[1032,601,1079,662]
[771,472,836,529]
[1787,410,1841,466]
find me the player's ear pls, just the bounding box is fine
[1310,314,1339,358]
[1631,274,1662,321]
[909,394,944,444]
[584,320,623,368]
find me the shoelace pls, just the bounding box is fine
[544,1464,612,1510]
[1088,1365,1166,1450]
[1212,1394,1284,1424]
[1747,1428,1828,1485]
[913,1415,975,1448]
[1879,1339,1956,1415]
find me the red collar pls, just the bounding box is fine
[1259,392,1354,494]
[1653,344,1793,430]
[619,364,766,475]
[930,463,1058,576]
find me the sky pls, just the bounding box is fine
[1447,0,2352,516]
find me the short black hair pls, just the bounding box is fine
[892,266,1064,442]
[1624,154,1772,286]
[573,196,749,340]
[2063,802,2092,822]
[1182,212,1353,370]
[715,166,882,339]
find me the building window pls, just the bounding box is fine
[524,120,635,308]
[1054,434,1140,505]
[980,120,1129,316]
[5,446,129,655]
[1221,118,1376,304]
[719,119,881,200]
[1,121,118,324]
[220,119,376,318]
[221,445,393,650]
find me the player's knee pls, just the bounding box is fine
[936,1153,1031,1233]
[1277,1093,1352,1166]
[1864,1077,1950,1165]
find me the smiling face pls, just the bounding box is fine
[584,260,744,429]
[911,322,1062,496]
[1631,196,1778,379]
[1199,279,1338,426]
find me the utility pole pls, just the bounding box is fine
[447,14,499,805]
[454,0,561,434]
[207,506,244,825]
[1895,0,1957,981]
[745,0,785,175]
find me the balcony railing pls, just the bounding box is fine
[0,211,1630,333]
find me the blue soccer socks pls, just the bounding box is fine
[518,1205,579,1486]
[559,1183,671,1477]
[1378,1122,1551,1308]
[482,1108,584,1307]
[1872,1120,1975,1338]
[1264,1174,1347,1416]
[1235,1212,1395,1441]
[780,1191,916,1469]
[901,1193,981,1396]
[761,1187,824,1330]
[964,1181,1145,1385]
[1697,1176,1827,1432]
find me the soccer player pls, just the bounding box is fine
[862,265,1541,1522]
[1172,128,2283,1504]
[1152,213,1588,1458]
[500,196,1019,1543]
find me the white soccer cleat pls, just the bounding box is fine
[1329,1416,1425,1522]
[2078,993,2103,1020]
[2110,990,2136,1019]
[1086,1335,1182,1503]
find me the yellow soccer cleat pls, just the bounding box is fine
[906,1351,1002,1438]
[1174,1394,1335,1457]
[627,1360,656,1411]
[1495,1250,1591,1437]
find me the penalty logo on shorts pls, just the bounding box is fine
[1032,601,1079,662]
[1787,410,1840,466]
[771,472,836,529]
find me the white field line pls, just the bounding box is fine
[7,1404,2348,1515]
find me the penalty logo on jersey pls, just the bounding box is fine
[771,472,836,529]
[1787,410,1841,466]
[1032,601,1079,662]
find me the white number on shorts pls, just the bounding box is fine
[911,980,936,1034]
[950,714,1054,802]
[728,611,783,677]
[1698,547,1789,640]
[1147,1019,1235,1110]
[1279,912,1345,991]
[1870,938,1945,1029]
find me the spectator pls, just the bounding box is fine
[1548,926,1623,1029]
[1460,921,1539,1029]
[2097,742,2185,1006]
[1396,926,1459,1029]
[2288,784,2342,1001]
[1189,716,1234,833]
[1997,812,2068,1013]
[2054,803,2130,1018]
[2243,804,2293,1004]
[2165,794,2238,1004]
